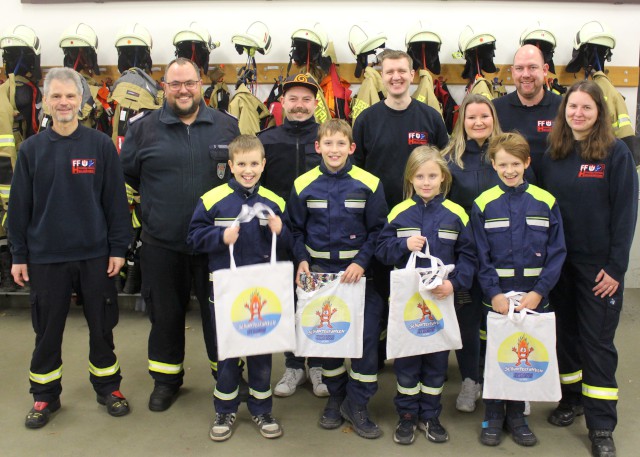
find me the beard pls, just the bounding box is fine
[169,95,200,118]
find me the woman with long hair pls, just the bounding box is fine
[539,80,638,457]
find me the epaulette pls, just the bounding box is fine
[256,125,277,136]
[129,110,151,125]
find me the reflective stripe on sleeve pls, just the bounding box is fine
[496,268,515,277]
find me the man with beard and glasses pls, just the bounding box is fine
[257,73,329,398]
[9,67,131,428]
[120,57,239,412]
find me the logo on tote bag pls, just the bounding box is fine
[404,292,445,337]
[300,296,351,344]
[231,288,282,337]
[497,333,550,382]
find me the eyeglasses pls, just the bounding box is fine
[165,80,200,91]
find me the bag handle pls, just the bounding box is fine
[505,291,541,322]
[405,238,454,290]
[229,202,277,270]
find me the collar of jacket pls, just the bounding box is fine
[319,156,353,177]
[158,99,213,125]
[465,138,489,155]
[412,192,445,207]
[508,89,556,108]
[228,177,260,198]
[46,123,83,141]
[497,179,528,194]
[282,116,317,134]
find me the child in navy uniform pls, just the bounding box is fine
[470,132,566,447]
[376,145,476,445]
[187,135,289,442]
[286,119,388,439]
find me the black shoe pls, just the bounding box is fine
[97,390,130,417]
[25,398,61,429]
[238,375,250,403]
[589,430,616,457]
[393,413,417,445]
[419,417,449,443]
[319,396,344,430]
[548,403,584,426]
[506,416,538,446]
[340,398,381,439]
[149,384,179,412]
[480,418,504,446]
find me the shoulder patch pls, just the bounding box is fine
[474,185,504,213]
[347,166,380,192]
[388,199,417,223]
[201,184,234,211]
[525,184,556,210]
[294,167,323,195]
[442,199,469,225]
[257,186,286,212]
[129,111,149,124]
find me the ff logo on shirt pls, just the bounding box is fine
[71,159,96,174]
[578,163,605,178]
[537,120,553,133]
[408,132,428,145]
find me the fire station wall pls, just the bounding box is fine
[5,0,640,287]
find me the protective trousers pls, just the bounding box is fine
[454,279,483,383]
[550,262,621,431]
[28,257,121,402]
[141,243,217,386]
[214,355,272,416]
[322,281,383,405]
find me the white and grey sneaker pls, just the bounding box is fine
[524,401,531,416]
[252,413,283,439]
[274,368,306,397]
[210,412,236,442]
[309,367,329,397]
[456,378,482,413]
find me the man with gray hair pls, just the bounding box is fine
[8,67,132,429]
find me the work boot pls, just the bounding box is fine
[0,248,18,292]
[319,396,344,429]
[25,398,61,429]
[122,260,141,294]
[589,430,616,457]
[97,390,131,417]
[149,384,179,412]
[548,402,584,426]
[340,397,381,439]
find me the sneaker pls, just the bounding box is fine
[589,429,616,457]
[506,416,538,446]
[273,368,306,397]
[319,396,344,429]
[252,413,283,439]
[210,412,236,442]
[524,401,531,416]
[340,398,382,439]
[418,417,449,443]
[393,414,417,445]
[309,367,329,397]
[480,418,504,446]
[456,378,482,412]
[548,403,584,427]
[25,398,61,429]
[97,390,130,417]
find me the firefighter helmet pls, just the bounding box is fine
[115,23,153,73]
[0,25,41,80]
[60,23,100,75]
[0,24,41,55]
[458,25,495,53]
[520,23,557,73]
[173,22,218,73]
[457,26,497,79]
[348,24,386,57]
[231,21,272,55]
[566,21,615,74]
[405,21,442,74]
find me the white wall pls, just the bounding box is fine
[6,0,640,286]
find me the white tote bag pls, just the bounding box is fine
[212,203,296,360]
[386,241,461,359]
[483,292,561,402]
[294,273,365,359]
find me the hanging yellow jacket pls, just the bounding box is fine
[591,71,634,139]
[228,83,270,135]
[412,69,443,116]
[351,66,387,125]
[468,75,497,100]
[208,81,230,110]
[312,74,331,125]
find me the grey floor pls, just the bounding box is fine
[1,290,638,457]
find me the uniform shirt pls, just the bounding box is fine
[537,140,638,281]
[470,181,566,303]
[120,100,240,254]
[375,193,476,292]
[257,117,320,202]
[187,178,289,273]
[493,90,562,178]
[286,159,388,273]
[8,125,131,264]
[353,99,448,209]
